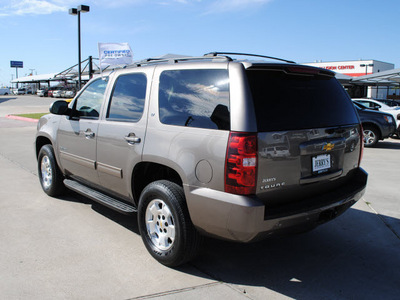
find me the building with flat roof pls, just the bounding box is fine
[305,60,397,99]
[305,60,394,77]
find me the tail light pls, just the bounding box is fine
[225,132,257,195]
[359,124,364,167]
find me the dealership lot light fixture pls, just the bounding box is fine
[360,63,374,75]
[69,5,90,90]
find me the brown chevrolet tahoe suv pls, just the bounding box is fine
[36,52,368,266]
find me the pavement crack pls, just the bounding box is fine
[187,262,255,299]
[364,199,400,240]
[0,152,37,177]
[125,282,221,299]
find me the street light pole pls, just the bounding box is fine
[69,5,90,91]
[77,9,82,90]
[360,63,374,98]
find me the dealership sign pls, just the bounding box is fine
[323,65,355,71]
[304,60,390,77]
[10,61,23,68]
[98,43,133,69]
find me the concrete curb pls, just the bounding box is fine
[6,114,39,123]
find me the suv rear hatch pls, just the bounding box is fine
[245,65,365,219]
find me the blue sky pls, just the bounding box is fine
[1,0,399,86]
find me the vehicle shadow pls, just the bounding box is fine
[374,140,400,149]
[0,97,17,103]
[56,191,400,299]
[181,208,400,299]
[91,202,139,233]
[57,190,139,233]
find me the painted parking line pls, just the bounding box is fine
[6,114,38,123]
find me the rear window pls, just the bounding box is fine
[246,69,359,132]
[159,69,230,130]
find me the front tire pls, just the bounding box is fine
[138,180,202,267]
[38,144,65,196]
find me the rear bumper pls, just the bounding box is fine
[185,168,368,242]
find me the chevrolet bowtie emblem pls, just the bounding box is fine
[322,142,334,151]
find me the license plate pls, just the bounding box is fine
[312,154,331,172]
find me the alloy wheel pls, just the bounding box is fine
[145,199,176,251]
[40,155,53,189]
[363,129,376,145]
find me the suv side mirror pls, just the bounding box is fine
[50,100,69,115]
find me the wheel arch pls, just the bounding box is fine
[35,135,53,158]
[362,122,382,140]
[132,162,183,206]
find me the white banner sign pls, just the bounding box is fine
[98,42,133,69]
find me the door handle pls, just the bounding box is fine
[84,129,95,139]
[124,133,141,144]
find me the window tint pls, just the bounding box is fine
[75,79,107,118]
[107,73,147,122]
[159,69,230,130]
[246,70,359,132]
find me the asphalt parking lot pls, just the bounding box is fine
[1,95,399,299]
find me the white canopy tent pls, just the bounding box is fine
[11,73,57,84]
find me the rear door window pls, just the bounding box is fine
[107,73,147,122]
[246,69,359,132]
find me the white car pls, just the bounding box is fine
[52,90,62,98]
[0,87,10,95]
[63,90,76,98]
[353,98,400,136]
[16,88,26,95]
[353,98,400,111]
[37,89,48,97]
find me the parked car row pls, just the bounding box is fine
[12,87,34,95]
[353,98,400,139]
[37,87,76,98]
[8,87,75,97]
[353,102,397,147]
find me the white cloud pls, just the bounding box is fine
[204,0,274,14]
[0,0,274,17]
[91,0,145,9]
[0,0,67,16]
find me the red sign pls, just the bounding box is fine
[323,65,355,71]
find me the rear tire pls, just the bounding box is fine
[38,144,65,196]
[363,125,379,147]
[138,180,202,267]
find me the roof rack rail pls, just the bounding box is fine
[204,52,296,64]
[131,55,230,67]
[100,56,227,72]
